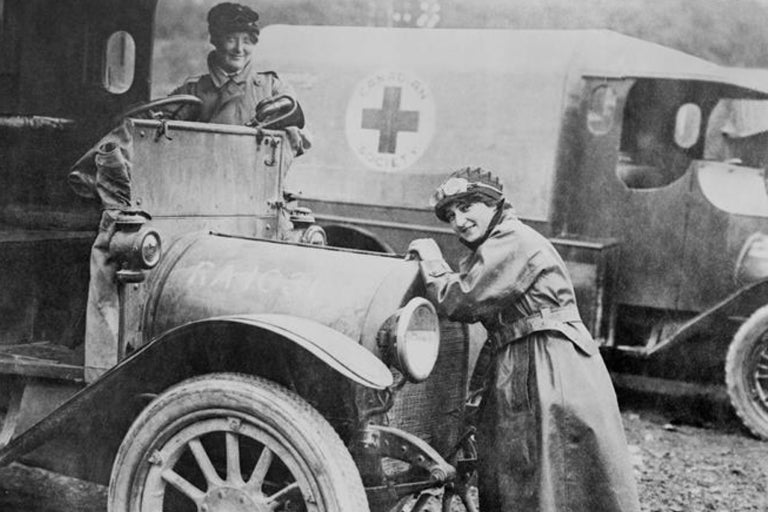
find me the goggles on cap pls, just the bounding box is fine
[429,177,502,207]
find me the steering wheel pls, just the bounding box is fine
[115,95,203,123]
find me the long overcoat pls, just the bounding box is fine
[419,209,640,512]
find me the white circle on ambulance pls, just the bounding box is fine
[345,70,436,172]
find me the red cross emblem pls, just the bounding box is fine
[346,70,435,172]
[361,86,420,154]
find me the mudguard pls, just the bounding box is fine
[0,314,392,468]
[206,313,393,389]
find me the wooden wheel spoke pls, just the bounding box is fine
[751,384,768,403]
[746,382,765,402]
[225,431,243,483]
[265,481,301,509]
[189,438,223,486]
[246,446,274,491]
[113,375,369,510]
[161,467,205,503]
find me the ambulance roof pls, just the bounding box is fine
[260,26,768,91]
[255,26,768,220]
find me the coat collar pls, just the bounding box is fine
[207,51,260,89]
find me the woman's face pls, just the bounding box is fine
[445,200,497,243]
[213,31,257,73]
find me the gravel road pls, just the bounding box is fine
[2,391,767,512]
[404,388,768,512]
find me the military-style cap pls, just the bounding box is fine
[208,2,260,38]
[430,166,504,222]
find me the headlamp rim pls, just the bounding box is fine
[394,297,440,383]
[138,230,162,269]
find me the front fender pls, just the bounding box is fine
[192,313,393,389]
[0,314,392,472]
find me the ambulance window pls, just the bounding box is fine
[674,103,701,149]
[617,80,694,190]
[103,31,135,94]
[587,84,617,135]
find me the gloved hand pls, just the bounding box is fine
[285,126,311,156]
[407,238,444,261]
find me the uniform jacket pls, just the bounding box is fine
[419,208,641,512]
[172,52,296,126]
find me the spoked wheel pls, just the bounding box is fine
[726,305,768,440]
[109,373,369,512]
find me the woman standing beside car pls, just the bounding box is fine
[407,166,640,512]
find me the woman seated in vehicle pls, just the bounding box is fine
[172,2,310,155]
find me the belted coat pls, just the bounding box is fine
[418,208,640,512]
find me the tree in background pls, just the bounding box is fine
[440,0,768,67]
[152,0,768,95]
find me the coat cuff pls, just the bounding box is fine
[419,259,452,279]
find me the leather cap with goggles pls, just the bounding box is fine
[430,167,504,222]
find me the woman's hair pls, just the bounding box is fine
[453,193,501,209]
[443,194,502,223]
[471,193,501,207]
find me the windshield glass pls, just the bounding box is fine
[153,0,215,96]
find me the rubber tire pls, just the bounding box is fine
[725,305,768,440]
[108,372,370,511]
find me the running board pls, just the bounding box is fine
[0,342,83,382]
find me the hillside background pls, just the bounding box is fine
[152,0,768,95]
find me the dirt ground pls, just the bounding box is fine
[1,390,767,512]
[621,395,768,512]
[402,389,768,512]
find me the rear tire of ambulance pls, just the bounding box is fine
[108,372,370,511]
[725,306,768,440]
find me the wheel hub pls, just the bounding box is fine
[200,486,264,512]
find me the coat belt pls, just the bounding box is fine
[495,304,582,350]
